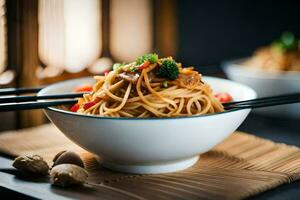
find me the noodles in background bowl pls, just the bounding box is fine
[244,32,300,72]
[70,54,224,118]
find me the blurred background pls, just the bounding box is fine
[0,0,300,131]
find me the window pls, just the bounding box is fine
[38,0,102,78]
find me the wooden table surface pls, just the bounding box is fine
[0,113,300,200]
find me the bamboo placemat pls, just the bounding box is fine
[0,124,300,200]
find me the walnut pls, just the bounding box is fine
[52,151,84,168]
[50,164,88,187]
[12,155,49,175]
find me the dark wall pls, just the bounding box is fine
[177,0,300,72]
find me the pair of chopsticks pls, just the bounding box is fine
[0,87,84,112]
[0,86,299,112]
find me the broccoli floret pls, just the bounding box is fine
[113,63,125,72]
[136,53,158,65]
[157,59,179,80]
[272,32,298,52]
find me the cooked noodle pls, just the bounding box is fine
[74,55,224,118]
[244,47,300,72]
[244,32,300,72]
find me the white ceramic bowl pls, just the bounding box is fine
[223,59,300,118]
[38,76,256,174]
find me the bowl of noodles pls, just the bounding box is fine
[223,32,300,118]
[39,54,256,174]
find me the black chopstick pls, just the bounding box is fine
[0,86,44,95]
[223,93,300,106]
[224,98,300,110]
[0,86,89,112]
[224,93,300,110]
[0,92,86,103]
[0,99,77,112]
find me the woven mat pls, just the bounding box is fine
[1,124,300,200]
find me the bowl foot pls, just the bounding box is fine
[102,156,199,174]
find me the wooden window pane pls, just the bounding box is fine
[0,0,6,74]
[38,0,102,76]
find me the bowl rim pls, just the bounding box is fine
[38,76,257,120]
[223,58,300,80]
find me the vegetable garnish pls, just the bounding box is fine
[103,70,110,76]
[71,53,225,117]
[70,103,80,112]
[162,80,168,88]
[136,60,151,70]
[272,32,299,53]
[136,53,158,65]
[129,65,137,72]
[113,63,125,72]
[83,98,100,110]
[214,92,233,103]
[74,85,93,92]
[157,58,179,80]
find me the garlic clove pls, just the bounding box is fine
[50,164,88,187]
[52,151,84,168]
[12,155,49,175]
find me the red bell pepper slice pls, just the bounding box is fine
[83,98,100,110]
[136,60,150,70]
[214,92,233,103]
[104,70,110,76]
[70,103,80,112]
[74,85,93,92]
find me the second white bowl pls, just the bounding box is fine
[223,59,300,118]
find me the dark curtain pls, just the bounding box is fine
[177,0,300,73]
